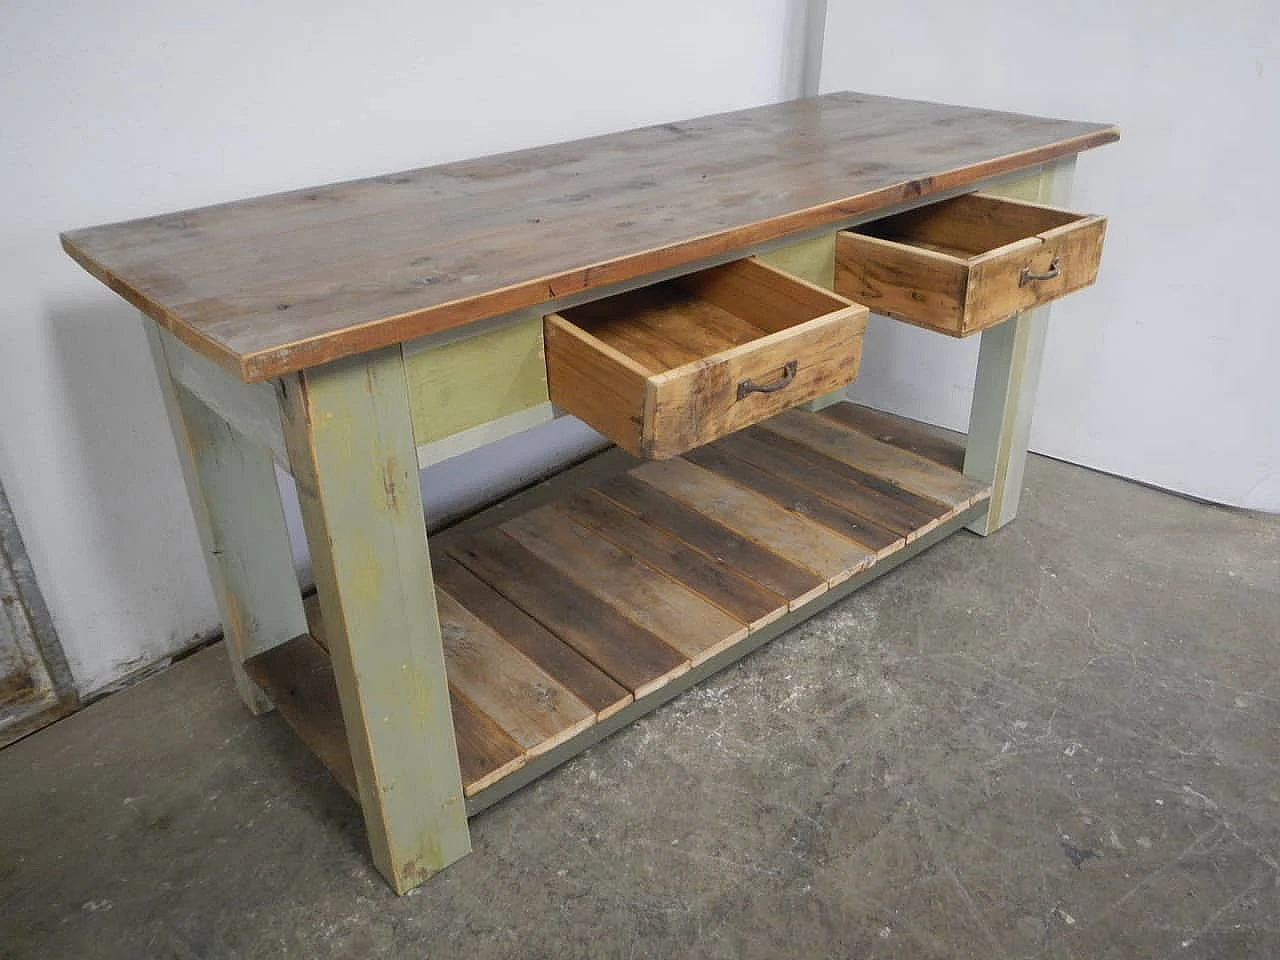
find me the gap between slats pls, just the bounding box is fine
[246,403,986,801]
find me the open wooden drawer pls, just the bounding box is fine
[834,193,1106,336]
[544,258,868,459]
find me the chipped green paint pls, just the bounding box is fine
[404,312,549,446]
[281,344,470,895]
[757,233,837,289]
[158,326,290,471]
[984,167,1046,203]
[144,319,306,716]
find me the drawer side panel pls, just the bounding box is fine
[544,314,649,455]
[835,232,970,335]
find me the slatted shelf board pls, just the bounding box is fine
[245,402,989,808]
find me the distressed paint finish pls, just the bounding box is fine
[415,402,557,468]
[144,320,305,714]
[964,158,1076,535]
[985,167,1046,204]
[405,311,549,447]
[280,345,470,893]
[159,327,290,471]
[757,233,836,290]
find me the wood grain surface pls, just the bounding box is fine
[819,404,965,471]
[435,588,595,754]
[761,409,989,509]
[244,634,358,798]
[684,443,902,556]
[431,555,631,719]
[631,458,876,586]
[835,192,1106,336]
[446,528,691,697]
[248,403,994,801]
[503,506,748,665]
[594,472,828,605]
[711,429,926,539]
[62,93,1117,381]
[555,489,789,631]
[547,257,866,459]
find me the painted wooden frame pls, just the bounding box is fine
[145,322,304,716]
[279,347,470,893]
[157,161,1073,476]
[140,157,1085,894]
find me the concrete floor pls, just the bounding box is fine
[3,453,1278,959]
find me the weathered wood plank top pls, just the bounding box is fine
[61,92,1117,382]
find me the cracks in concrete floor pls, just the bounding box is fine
[2,454,1279,959]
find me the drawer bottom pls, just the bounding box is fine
[245,403,990,810]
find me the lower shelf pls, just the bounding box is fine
[245,402,989,812]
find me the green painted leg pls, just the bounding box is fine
[963,158,1076,536]
[962,311,1050,535]
[144,320,307,715]
[280,346,469,894]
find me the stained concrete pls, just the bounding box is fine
[2,453,1278,959]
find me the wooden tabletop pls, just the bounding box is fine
[61,92,1117,382]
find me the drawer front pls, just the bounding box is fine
[546,258,867,459]
[644,311,865,459]
[835,194,1106,337]
[964,216,1106,330]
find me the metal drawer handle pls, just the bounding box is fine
[737,360,798,401]
[1019,256,1061,286]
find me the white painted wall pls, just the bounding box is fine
[824,1,1280,511]
[0,0,800,694]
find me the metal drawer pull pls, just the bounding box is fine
[1019,256,1061,286]
[737,360,798,400]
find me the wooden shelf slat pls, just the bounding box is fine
[735,426,947,540]
[436,589,596,754]
[762,408,988,508]
[432,556,632,720]
[450,690,527,796]
[447,528,691,698]
[555,489,789,632]
[595,472,828,606]
[819,404,966,471]
[686,443,903,557]
[502,506,748,666]
[243,634,358,799]
[247,403,992,803]
[631,458,876,587]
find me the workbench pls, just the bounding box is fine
[62,93,1118,893]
